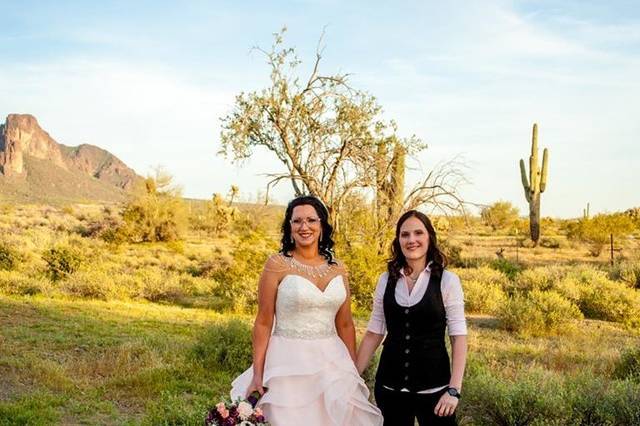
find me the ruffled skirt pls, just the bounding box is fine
[231,334,383,426]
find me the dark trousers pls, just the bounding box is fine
[374,383,457,426]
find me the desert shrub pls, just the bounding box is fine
[576,274,640,328]
[338,241,386,311]
[614,346,640,380]
[43,244,85,280]
[497,291,582,336]
[191,318,252,375]
[562,374,640,425]
[0,241,19,271]
[453,266,510,289]
[439,239,463,267]
[133,269,185,303]
[490,258,522,280]
[566,213,636,257]
[463,367,570,425]
[119,171,188,243]
[0,271,52,296]
[210,229,278,312]
[463,280,506,315]
[539,236,564,249]
[60,269,130,300]
[508,266,568,294]
[608,261,640,289]
[190,193,238,236]
[480,201,519,231]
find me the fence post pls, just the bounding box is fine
[610,233,614,266]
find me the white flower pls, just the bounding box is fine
[239,422,254,426]
[237,401,254,420]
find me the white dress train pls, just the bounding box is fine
[231,274,383,426]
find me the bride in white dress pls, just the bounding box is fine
[231,196,383,426]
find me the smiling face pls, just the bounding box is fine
[399,216,430,262]
[290,204,322,249]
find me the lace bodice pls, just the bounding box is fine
[272,274,347,339]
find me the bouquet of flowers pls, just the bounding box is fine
[205,396,270,426]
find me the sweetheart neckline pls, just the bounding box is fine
[280,274,344,295]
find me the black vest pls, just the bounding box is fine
[375,270,451,391]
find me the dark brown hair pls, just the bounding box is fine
[280,196,336,264]
[387,210,447,286]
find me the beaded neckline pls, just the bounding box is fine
[283,255,333,278]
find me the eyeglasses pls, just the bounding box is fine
[290,217,321,228]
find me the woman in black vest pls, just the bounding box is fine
[356,210,468,425]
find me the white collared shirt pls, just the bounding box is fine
[367,264,467,393]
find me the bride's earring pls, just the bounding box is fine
[290,235,295,245]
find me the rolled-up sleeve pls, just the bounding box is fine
[366,273,388,335]
[442,271,467,336]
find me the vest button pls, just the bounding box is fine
[405,335,410,340]
[405,349,410,354]
[405,362,410,367]
[405,322,410,327]
[404,375,409,381]
[404,308,410,314]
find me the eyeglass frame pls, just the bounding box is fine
[289,216,322,228]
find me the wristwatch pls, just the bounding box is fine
[446,387,461,399]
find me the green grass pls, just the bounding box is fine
[0,295,241,425]
[1,295,639,424]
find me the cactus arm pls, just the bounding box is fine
[519,159,531,202]
[540,148,549,193]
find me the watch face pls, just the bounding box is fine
[447,388,459,397]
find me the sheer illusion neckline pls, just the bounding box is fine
[280,274,343,294]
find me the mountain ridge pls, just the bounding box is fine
[0,113,143,203]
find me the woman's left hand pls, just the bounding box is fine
[434,392,458,417]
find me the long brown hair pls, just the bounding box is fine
[387,210,447,287]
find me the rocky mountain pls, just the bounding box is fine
[0,114,143,203]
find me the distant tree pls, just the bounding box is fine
[566,213,636,256]
[481,201,520,231]
[120,167,188,242]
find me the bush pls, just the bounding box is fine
[191,318,253,376]
[564,374,640,425]
[608,261,640,289]
[211,229,278,312]
[614,347,640,380]
[508,266,568,295]
[0,242,19,271]
[497,291,582,336]
[567,213,636,256]
[119,171,188,243]
[439,239,463,267]
[453,266,510,289]
[463,280,506,315]
[43,244,85,280]
[463,368,570,425]
[490,258,522,280]
[338,241,385,311]
[60,269,129,300]
[576,275,640,328]
[0,271,51,296]
[539,236,563,249]
[480,201,519,231]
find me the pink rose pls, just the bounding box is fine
[216,403,229,419]
[255,407,263,416]
[237,401,254,420]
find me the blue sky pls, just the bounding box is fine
[1,0,638,217]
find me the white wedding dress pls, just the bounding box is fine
[231,272,383,426]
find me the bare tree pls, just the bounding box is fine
[219,28,467,232]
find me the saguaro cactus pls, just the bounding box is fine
[375,139,406,251]
[519,123,549,246]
